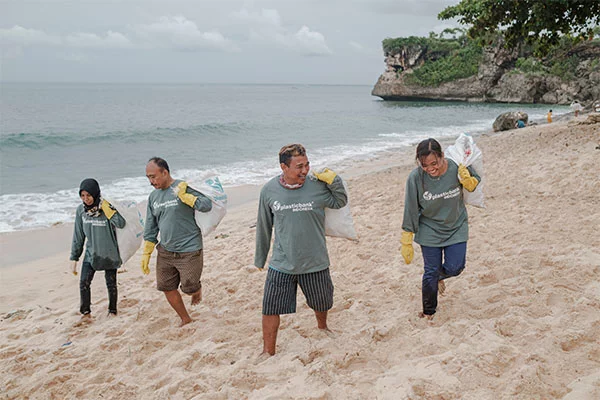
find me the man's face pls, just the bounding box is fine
[146,162,171,190]
[281,155,310,186]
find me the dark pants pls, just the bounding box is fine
[421,242,466,315]
[80,262,118,315]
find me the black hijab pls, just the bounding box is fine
[79,178,101,212]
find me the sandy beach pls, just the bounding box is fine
[1,117,599,399]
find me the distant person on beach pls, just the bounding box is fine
[547,110,553,123]
[70,178,126,317]
[400,138,480,319]
[254,143,348,356]
[141,157,213,326]
[570,100,583,117]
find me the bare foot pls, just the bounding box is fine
[254,352,272,364]
[319,327,337,338]
[438,280,446,296]
[179,317,193,327]
[418,312,434,320]
[191,288,202,305]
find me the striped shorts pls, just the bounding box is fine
[262,267,334,315]
[156,245,203,294]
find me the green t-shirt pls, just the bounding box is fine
[144,179,212,253]
[254,175,348,274]
[402,159,480,247]
[70,204,126,270]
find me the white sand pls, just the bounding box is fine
[1,118,599,399]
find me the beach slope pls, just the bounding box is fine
[1,120,599,399]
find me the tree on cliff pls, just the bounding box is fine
[438,0,600,55]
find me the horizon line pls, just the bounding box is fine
[1,80,373,87]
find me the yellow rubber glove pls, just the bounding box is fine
[71,261,78,276]
[400,231,414,264]
[141,241,156,275]
[314,168,337,185]
[176,182,198,208]
[100,199,117,219]
[458,164,479,192]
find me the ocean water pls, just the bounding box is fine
[0,82,567,232]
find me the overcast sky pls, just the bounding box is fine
[0,0,459,84]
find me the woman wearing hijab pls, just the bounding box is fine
[70,178,126,316]
[400,138,480,319]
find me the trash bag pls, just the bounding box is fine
[445,133,485,208]
[111,200,144,265]
[322,175,358,240]
[190,177,228,237]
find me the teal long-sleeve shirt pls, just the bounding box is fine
[402,159,480,247]
[144,179,212,253]
[254,174,348,274]
[70,204,126,270]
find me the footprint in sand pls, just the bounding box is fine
[119,298,140,307]
[147,318,170,333]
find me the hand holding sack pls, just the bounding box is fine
[458,164,479,192]
[445,133,486,208]
[141,241,155,275]
[176,182,198,208]
[100,199,117,219]
[315,168,358,241]
[314,168,337,185]
[400,231,414,264]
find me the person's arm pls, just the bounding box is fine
[402,173,420,234]
[109,210,126,229]
[254,191,274,269]
[188,187,213,213]
[102,199,126,229]
[143,201,159,244]
[70,209,85,261]
[467,165,480,182]
[315,170,348,209]
[458,164,480,192]
[141,201,158,275]
[177,182,213,212]
[400,173,420,265]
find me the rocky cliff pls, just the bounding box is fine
[372,40,600,105]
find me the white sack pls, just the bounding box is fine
[323,176,358,240]
[190,177,228,237]
[445,133,486,208]
[111,200,144,265]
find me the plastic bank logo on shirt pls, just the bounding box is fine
[272,201,315,212]
[423,187,461,201]
[82,216,107,227]
[153,199,179,209]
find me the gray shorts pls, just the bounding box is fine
[262,267,334,315]
[156,245,203,294]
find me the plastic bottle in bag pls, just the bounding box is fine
[445,133,485,208]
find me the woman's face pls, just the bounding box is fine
[80,190,94,206]
[420,153,444,177]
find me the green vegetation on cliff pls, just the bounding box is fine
[512,36,600,81]
[405,41,482,87]
[382,34,483,87]
[382,36,460,56]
